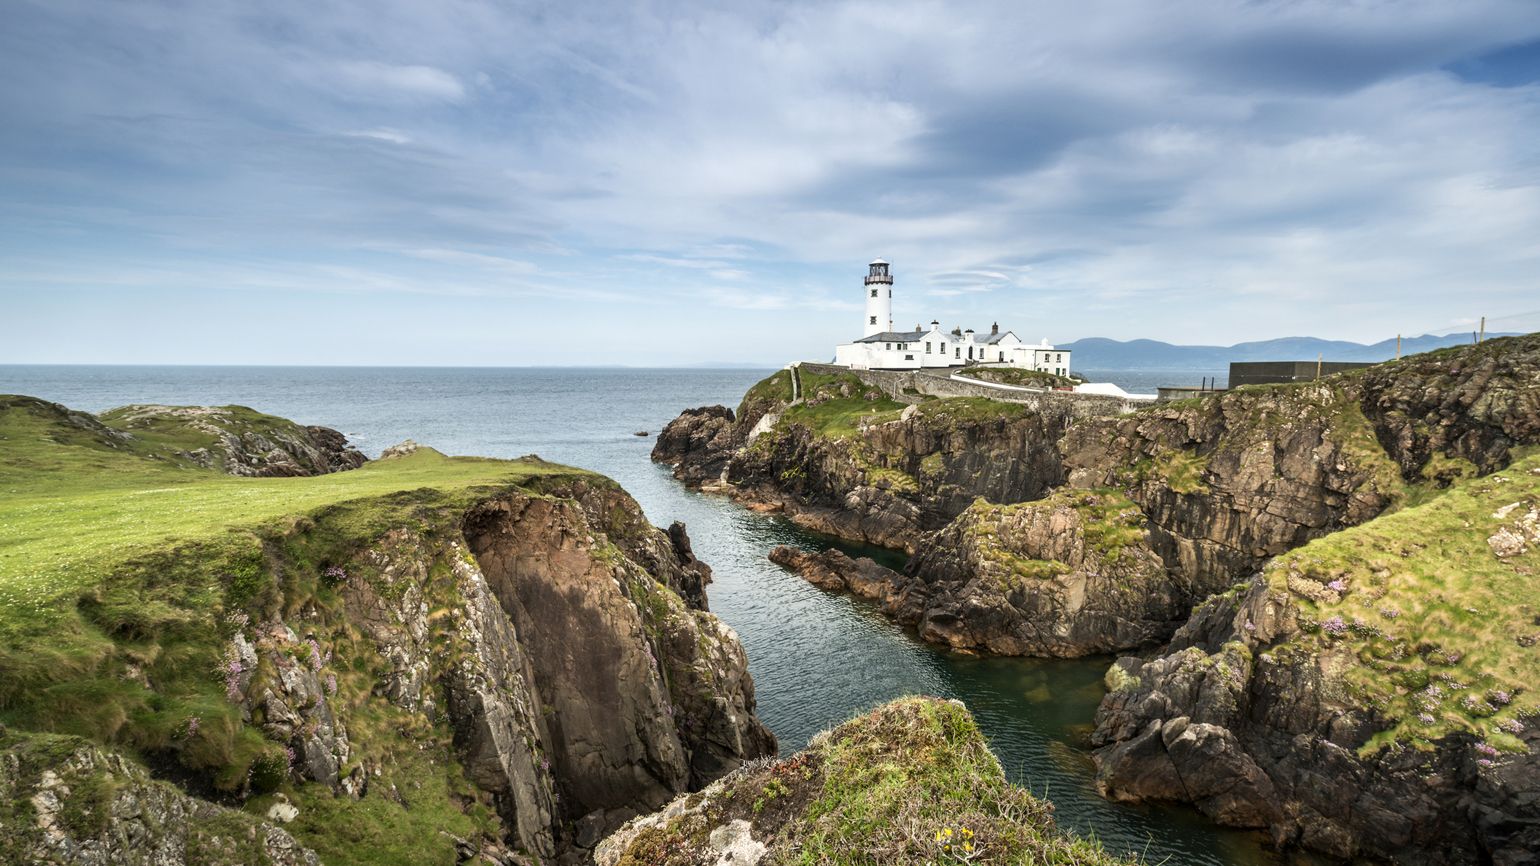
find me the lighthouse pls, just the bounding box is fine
[863,259,893,337]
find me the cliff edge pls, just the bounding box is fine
[0,396,774,865]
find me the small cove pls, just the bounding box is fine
[2,364,1293,865]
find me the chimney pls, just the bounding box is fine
[991,322,999,335]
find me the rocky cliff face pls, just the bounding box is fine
[770,491,1181,658]
[1090,455,1540,864]
[692,337,1540,663]
[1,401,774,866]
[651,405,740,488]
[0,729,321,866]
[98,403,367,476]
[594,697,1138,866]
[1060,381,1405,595]
[218,479,775,863]
[903,490,1182,657]
[728,397,1074,552]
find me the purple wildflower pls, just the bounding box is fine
[326,673,338,696]
[1326,579,1347,593]
[1489,690,1512,707]
[185,716,200,737]
[285,746,297,767]
[1418,713,1436,724]
[307,639,325,671]
[1477,758,1495,769]
[224,653,245,702]
[1499,719,1525,735]
[1380,607,1400,619]
[323,565,347,582]
[1244,621,1257,633]
[540,757,550,772]
[1475,742,1500,758]
[1320,616,1347,636]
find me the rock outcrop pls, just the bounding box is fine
[651,405,740,488]
[98,403,367,476]
[728,396,1075,552]
[1060,381,1405,594]
[902,491,1181,656]
[1,396,775,866]
[770,490,1182,658]
[0,729,321,866]
[595,697,1138,866]
[211,479,777,862]
[1090,456,1540,864]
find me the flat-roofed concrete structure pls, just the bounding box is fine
[1228,360,1373,388]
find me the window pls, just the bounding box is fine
[869,316,877,325]
[888,290,892,297]
[870,288,877,297]
[955,347,960,358]
[998,352,1004,362]
[885,343,891,350]
[904,354,914,360]
[940,343,946,352]
[925,342,931,354]
[1056,353,1062,362]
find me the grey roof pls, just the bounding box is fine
[855,330,927,343]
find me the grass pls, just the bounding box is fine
[0,394,570,636]
[779,396,906,440]
[1263,453,1540,753]
[609,696,1138,865]
[737,369,795,419]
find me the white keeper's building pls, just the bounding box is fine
[833,259,1071,376]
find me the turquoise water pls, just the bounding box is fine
[1,365,1285,864]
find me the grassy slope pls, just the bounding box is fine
[0,395,561,635]
[1263,451,1540,754]
[613,697,1137,866]
[0,395,586,865]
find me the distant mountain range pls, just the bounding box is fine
[1062,333,1520,371]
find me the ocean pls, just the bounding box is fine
[0,365,1288,865]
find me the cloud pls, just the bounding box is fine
[329,61,466,102]
[344,128,413,145]
[5,0,1540,364]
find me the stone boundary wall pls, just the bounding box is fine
[797,362,1141,418]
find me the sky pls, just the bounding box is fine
[3,0,1540,366]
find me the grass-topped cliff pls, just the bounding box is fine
[1266,450,1540,753]
[1092,451,1540,862]
[0,394,775,865]
[597,696,1140,866]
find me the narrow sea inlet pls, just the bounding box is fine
[1,364,1280,865]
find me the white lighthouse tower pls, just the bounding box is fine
[863,258,893,337]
